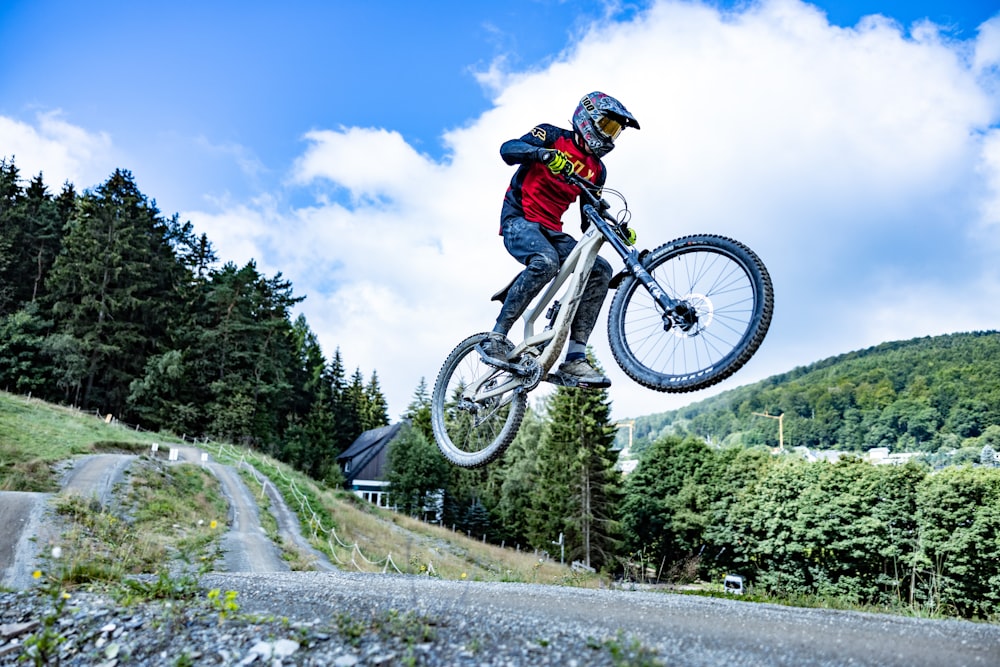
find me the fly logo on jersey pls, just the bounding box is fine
[530,126,547,141]
[570,159,596,182]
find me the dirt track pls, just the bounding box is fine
[0,446,329,588]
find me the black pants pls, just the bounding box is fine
[494,212,612,344]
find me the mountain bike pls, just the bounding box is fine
[431,168,774,468]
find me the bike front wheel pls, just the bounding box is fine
[608,234,773,392]
[431,333,527,468]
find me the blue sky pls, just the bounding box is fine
[2,0,1000,421]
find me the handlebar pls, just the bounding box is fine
[562,169,611,214]
[547,155,680,319]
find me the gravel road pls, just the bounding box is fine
[1,453,135,590]
[0,492,48,591]
[2,449,998,666]
[202,570,1000,667]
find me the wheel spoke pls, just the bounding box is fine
[609,236,772,392]
[431,334,527,467]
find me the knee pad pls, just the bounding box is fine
[526,253,560,282]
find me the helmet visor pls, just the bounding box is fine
[595,116,623,140]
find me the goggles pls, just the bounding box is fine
[595,115,623,140]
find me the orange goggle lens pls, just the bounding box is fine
[596,116,623,140]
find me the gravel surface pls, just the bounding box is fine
[3,571,1000,666]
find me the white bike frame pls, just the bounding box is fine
[465,172,678,407]
[512,223,604,375]
[464,224,606,407]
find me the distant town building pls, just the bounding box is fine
[864,447,921,466]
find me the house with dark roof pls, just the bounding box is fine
[336,422,404,507]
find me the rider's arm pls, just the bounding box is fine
[500,124,559,165]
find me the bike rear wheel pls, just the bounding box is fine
[431,333,527,468]
[608,234,773,392]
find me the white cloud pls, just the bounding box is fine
[977,129,1000,235]
[6,1,1000,422]
[973,16,1000,74]
[251,0,999,420]
[0,110,116,189]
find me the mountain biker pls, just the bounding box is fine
[483,91,640,388]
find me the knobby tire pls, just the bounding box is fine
[431,333,527,468]
[608,234,773,392]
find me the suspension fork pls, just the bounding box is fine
[584,205,688,332]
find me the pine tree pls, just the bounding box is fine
[529,357,622,570]
[325,349,354,455]
[45,169,186,413]
[341,368,367,446]
[0,303,52,394]
[198,262,303,447]
[276,315,333,478]
[362,371,389,430]
[22,173,63,304]
[0,168,64,313]
[442,465,491,537]
[489,406,544,547]
[386,423,449,517]
[403,378,433,441]
[0,158,23,315]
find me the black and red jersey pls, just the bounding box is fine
[500,123,607,233]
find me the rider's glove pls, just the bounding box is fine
[541,150,574,177]
[623,226,637,245]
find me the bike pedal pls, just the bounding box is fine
[544,372,611,390]
[544,371,570,387]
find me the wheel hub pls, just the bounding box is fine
[672,293,713,337]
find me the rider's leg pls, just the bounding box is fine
[492,217,561,336]
[555,255,612,386]
[568,255,612,352]
[526,229,613,387]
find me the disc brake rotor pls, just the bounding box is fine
[673,293,713,338]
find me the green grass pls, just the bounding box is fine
[3,389,598,587]
[44,459,227,589]
[210,440,595,583]
[0,390,181,491]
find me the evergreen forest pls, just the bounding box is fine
[399,375,1000,620]
[0,158,389,485]
[623,331,1000,465]
[3,156,999,620]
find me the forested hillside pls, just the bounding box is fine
[626,331,1000,463]
[5,155,1000,621]
[0,158,389,484]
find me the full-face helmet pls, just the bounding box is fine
[571,91,640,157]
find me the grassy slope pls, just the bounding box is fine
[0,392,177,491]
[0,390,593,585]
